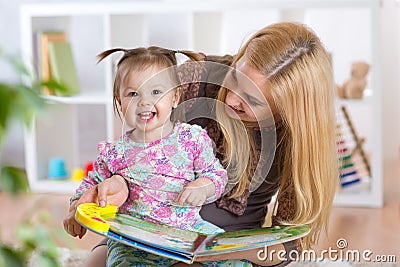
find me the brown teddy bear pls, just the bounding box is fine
[338,61,370,99]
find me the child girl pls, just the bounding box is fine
[63,46,228,266]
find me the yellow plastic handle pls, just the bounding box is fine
[75,203,118,233]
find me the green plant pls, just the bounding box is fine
[0,50,74,267]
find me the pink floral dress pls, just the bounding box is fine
[72,122,227,234]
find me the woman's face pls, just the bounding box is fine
[223,57,277,123]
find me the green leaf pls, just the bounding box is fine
[0,84,13,144]
[40,80,74,96]
[0,166,30,195]
[8,56,31,78]
[0,246,25,267]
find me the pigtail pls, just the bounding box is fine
[96,48,126,64]
[175,50,204,62]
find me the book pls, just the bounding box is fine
[35,31,67,95]
[75,203,310,264]
[47,41,80,96]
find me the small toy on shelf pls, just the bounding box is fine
[336,105,371,188]
[48,157,68,179]
[84,161,94,177]
[337,61,370,99]
[71,168,85,181]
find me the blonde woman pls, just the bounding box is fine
[73,22,338,267]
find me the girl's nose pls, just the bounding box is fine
[138,96,152,106]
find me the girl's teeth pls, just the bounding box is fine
[139,112,154,119]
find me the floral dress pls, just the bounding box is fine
[72,122,239,266]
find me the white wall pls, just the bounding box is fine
[381,0,400,167]
[1,0,399,179]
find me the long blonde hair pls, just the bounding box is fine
[217,22,339,249]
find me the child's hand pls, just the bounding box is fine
[63,175,129,238]
[176,178,215,206]
[63,200,87,239]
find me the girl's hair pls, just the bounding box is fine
[216,22,339,249]
[97,46,203,118]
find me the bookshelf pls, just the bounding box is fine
[20,0,382,207]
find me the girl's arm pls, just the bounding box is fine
[70,154,111,203]
[176,126,227,206]
[192,127,228,203]
[64,151,111,238]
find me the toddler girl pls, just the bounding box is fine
[64,46,227,266]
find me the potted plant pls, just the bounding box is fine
[0,49,73,267]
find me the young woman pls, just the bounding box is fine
[68,22,338,267]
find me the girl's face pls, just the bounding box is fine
[119,66,179,142]
[223,57,277,124]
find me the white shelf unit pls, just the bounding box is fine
[20,0,382,207]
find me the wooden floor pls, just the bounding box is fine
[0,161,399,261]
[315,159,400,259]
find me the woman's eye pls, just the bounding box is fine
[152,89,162,95]
[128,91,138,97]
[247,98,260,107]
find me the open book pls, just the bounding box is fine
[75,203,310,264]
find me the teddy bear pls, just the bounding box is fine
[337,61,370,99]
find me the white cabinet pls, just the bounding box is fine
[20,0,382,207]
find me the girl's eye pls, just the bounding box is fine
[128,91,138,97]
[152,89,162,95]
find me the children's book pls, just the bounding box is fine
[34,31,67,95]
[47,41,80,96]
[76,203,310,264]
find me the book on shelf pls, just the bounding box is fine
[76,203,310,264]
[34,31,67,95]
[47,41,80,96]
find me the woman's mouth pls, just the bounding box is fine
[229,105,244,114]
[225,105,245,119]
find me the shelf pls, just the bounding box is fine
[29,179,82,194]
[334,181,381,207]
[20,0,382,207]
[337,92,373,106]
[42,91,109,105]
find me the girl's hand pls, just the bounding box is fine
[63,175,129,238]
[63,200,87,238]
[77,175,129,208]
[176,178,215,206]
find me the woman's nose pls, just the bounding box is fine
[227,91,242,106]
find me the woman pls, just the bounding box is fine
[67,22,338,266]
